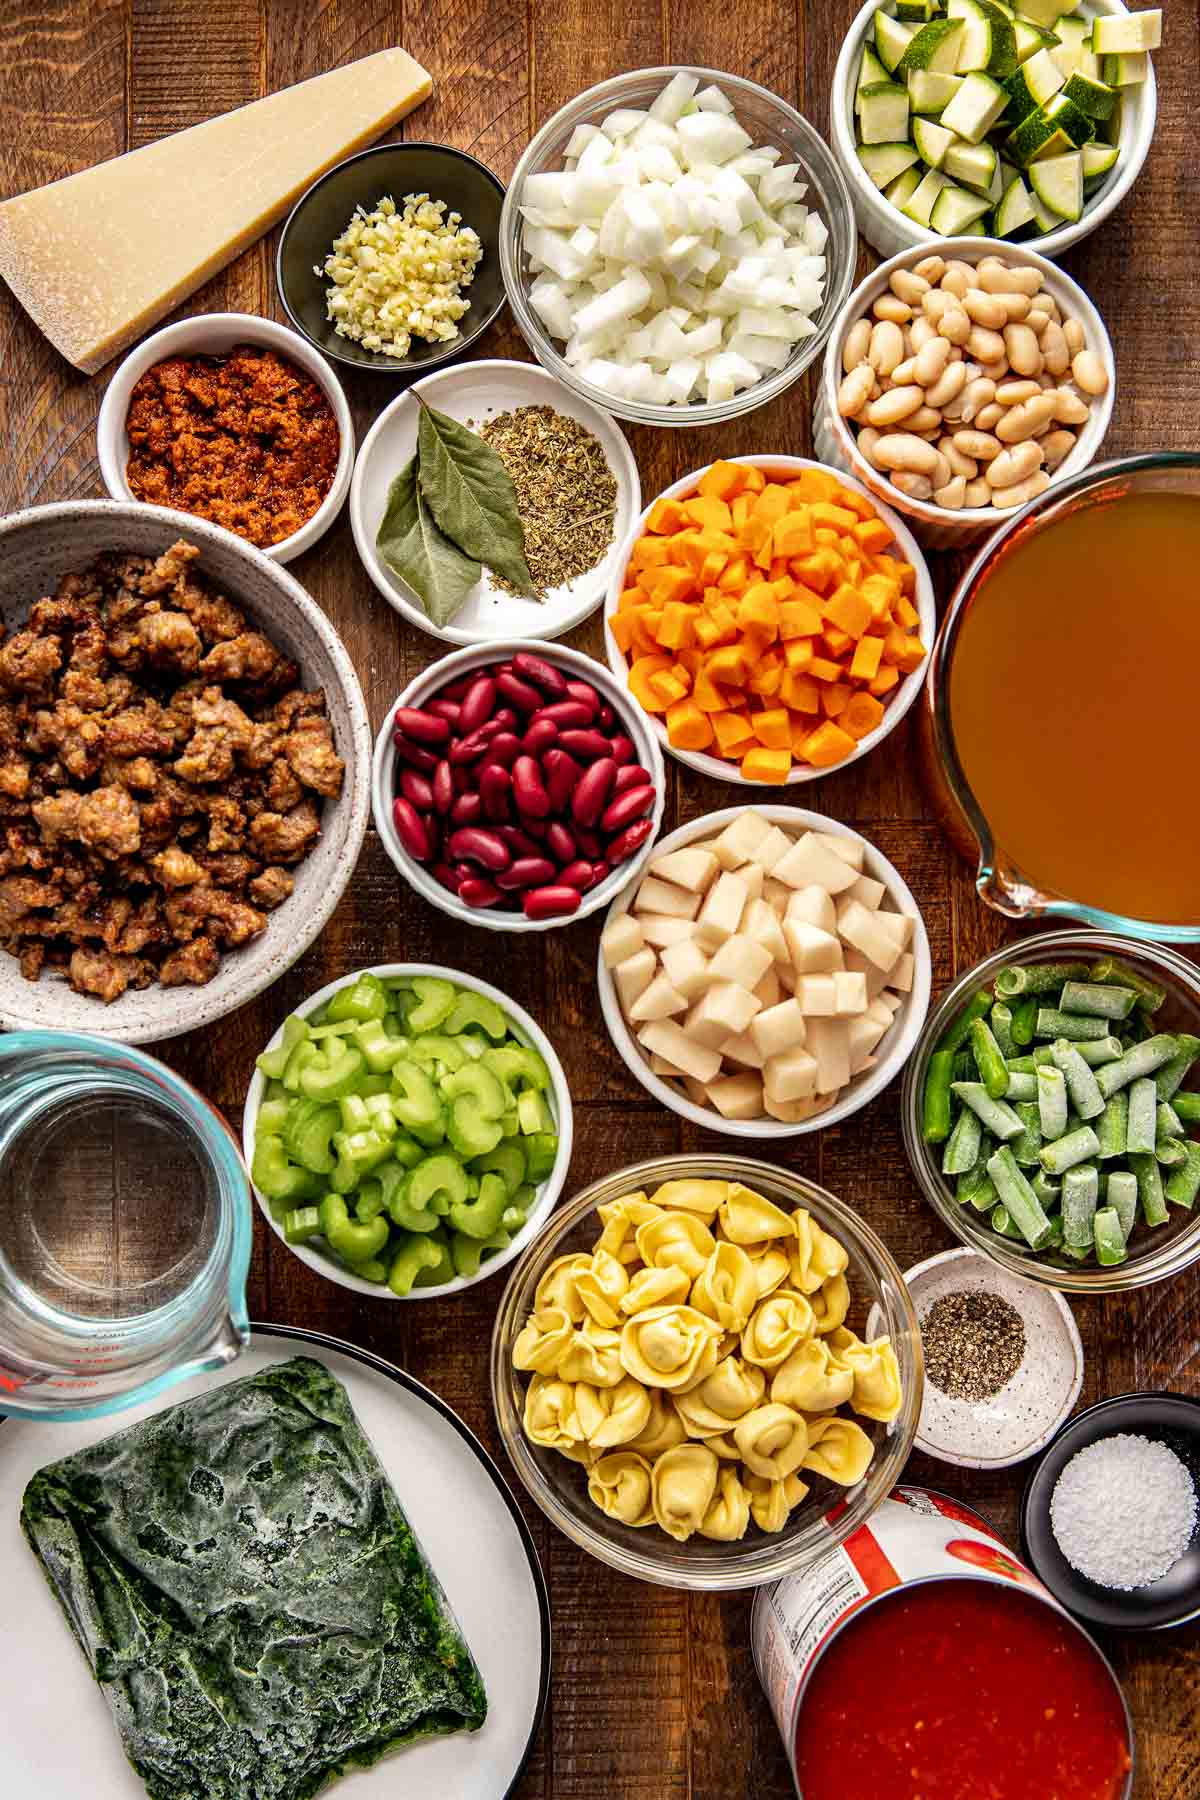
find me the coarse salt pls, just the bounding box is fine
[1050,1432,1197,1591]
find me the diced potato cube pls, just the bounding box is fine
[637,1020,722,1083]
[613,947,657,1013]
[841,944,891,1001]
[640,914,699,949]
[601,913,646,969]
[783,920,844,974]
[772,833,860,893]
[720,1030,765,1070]
[763,877,793,916]
[746,825,793,873]
[629,972,688,1023]
[775,963,797,994]
[649,846,720,893]
[876,990,903,1015]
[710,812,773,869]
[753,965,782,1011]
[685,980,761,1047]
[848,1013,887,1069]
[739,862,765,902]
[684,1075,710,1108]
[649,1052,689,1079]
[795,974,838,1016]
[763,1046,819,1103]
[636,875,702,919]
[707,932,773,991]
[877,910,915,950]
[845,873,886,911]
[809,831,863,871]
[833,970,868,1015]
[764,1090,835,1123]
[706,1072,765,1120]
[850,1052,877,1078]
[837,899,902,972]
[695,871,749,948]
[785,885,838,933]
[888,951,915,993]
[866,996,896,1029]
[808,1016,851,1094]
[743,896,789,964]
[660,937,712,1000]
[749,997,808,1059]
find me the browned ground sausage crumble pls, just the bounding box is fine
[0,537,344,1004]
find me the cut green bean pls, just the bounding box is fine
[994,962,1090,999]
[1037,1064,1068,1141]
[1030,1169,1062,1211]
[990,1001,1016,1059]
[1011,996,1038,1047]
[936,989,993,1056]
[1094,1205,1128,1266]
[951,1081,1025,1140]
[1061,1163,1099,1249]
[967,1173,998,1212]
[1094,1034,1181,1099]
[1039,1124,1101,1176]
[990,1202,1025,1241]
[1157,1101,1184,1140]
[1125,1078,1158,1155]
[942,1105,983,1176]
[1105,1170,1138,1238]
[987,1145,1054,1248]
[1170,1091,1200,1124]
[1043,1215,1065,1249]
[1154,1137,1188,1169]
[1035,1008,1112,1042]
[1087,956,1166,1014]
[1010,1101,1044,1167]
[1006,1054,1038,1075]
[922,1049,955,1144]
[1165,1142,1200,1211]
[1154,1034,1200,1102]
[1050,1039,1105,1121]
[1058,980,1138,1021]
[1004,1070,1038,1101]
[1096,1092,1128,1161]
[971,1017,1011,1099]
[1128,1151,1168,1226]
[1074,1037,1124,1067]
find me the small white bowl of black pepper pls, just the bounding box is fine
[871,1246,1084,1471]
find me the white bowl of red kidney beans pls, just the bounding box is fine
[371,642,666,931]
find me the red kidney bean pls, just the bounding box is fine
[448,826,511,872]
[542,748,581,813]
[496,671,543,713]
[609,733,636,765]
[574,826,602,858]
[597,703,616,730]
[612,762,654,794]
[458,674,497,734]
[427,697,462,726]
[498,824,540,857]
[519,815,548,841]
[606,816,655,864]
[521,717,558,757]
[432,760,454,815]
[448,728,490,765]
[496,856,558,891]
[556,858,593,890]
[545,820,577,863]
[564,678,600,716]
[479,731,521,769]
[399,769,434,810]
[512,651,568,696]
[586,859,611,889]
[432,861,462,894]
[479,764,511,822]
[460,877,503,909]
[523,885,582,920]
[394,706,450,745]
[450,791,483,826]
[601,785,655,833]
[535,700,593,730]
[494,706,518,732]
[424,815,443,862]
[558,728,611,759]
[440,675,473,702]
[571,756,617,827]
[391,797,429,862]
[392,733,438,773]
[512,755,551,818]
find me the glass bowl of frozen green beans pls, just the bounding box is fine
[901,931,1200,1294]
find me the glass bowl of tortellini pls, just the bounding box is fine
[491,1153,922,1589]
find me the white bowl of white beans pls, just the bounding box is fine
[813,239,1115,550]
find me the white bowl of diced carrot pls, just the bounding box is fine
[603,455,935,785]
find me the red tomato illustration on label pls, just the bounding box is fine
[945,1537,1030,1582]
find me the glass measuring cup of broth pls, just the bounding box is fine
[925,454,1200,941]
[0,1033,251,1421]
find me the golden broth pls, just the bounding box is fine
[948,489,1200,925]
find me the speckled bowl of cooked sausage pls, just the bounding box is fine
[0,501,371,1044]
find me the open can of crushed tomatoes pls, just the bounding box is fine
[751,1485,1134,1800]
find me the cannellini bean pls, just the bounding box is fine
[867,385,924,427]
[856,426,883,466]
[890,355,919,386]
[1040,320,1070,376]
[939,436,978,480]
[872,433,942,475]
[941,262,974,297]
[843,319,872,373]
[909,316,937,351]
[929,449,952,490]
[976,359,1009,384]
[974,403,1004,431]
[874,293,911,324]
[986,441,1044,489]
[938,306,971,345]
[991,470,1051,510]
[1063,317,1086,355]
[1054,386,1090,425]
[954,429,1002,462]
[965,324,1006,364]
[962,289,1009,331]
[890,268,930,305]
[914,335,952,387]
[923,288,955,321]
[964,477,992,508]
[890,470,934,500]
[954,377,996,424]
[914,254,946,284]
[977,260,1042,297]
[1040,429,1077,470]
[838,364,875,419]
[995,378,1042,407]
[924,360,967,411]
[994,292,1032,322]
[1004,322,1043,377]
[911,406,945,436]
[933,475,967,510]
[868,319,906,375]
[994,392,1057,442]
[1071,349,1109,395]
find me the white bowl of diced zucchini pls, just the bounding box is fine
[831,0,1159,260]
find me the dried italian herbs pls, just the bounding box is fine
[477,405,617,598]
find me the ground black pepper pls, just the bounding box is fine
[921,1288,1025,1402]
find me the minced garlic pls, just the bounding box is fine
[317,193,482,358]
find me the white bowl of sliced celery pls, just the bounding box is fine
[831,0,1159,259]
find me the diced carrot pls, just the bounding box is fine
[630,617,661,658]
[880,624,912,666]
[790,715,811,757]
[868,664,901,697]
[630,535,671,571]
[741,466,766,494]
[737,585,779,641]
[790,551,840,595]
[781,672,820,714]
[705,599,739,641]
[753,485,793,528]
[712,710,757,756]
[684,494,734,532]
[896,635,928,674]
[657,601,697,651]
[836,487,877,523]
[717,553,751,592]
[693,614,722,651]
[640,605,664,637]
[824,583,872,639]
[669,531,707,574]
[642,564,696,605]
[810,501,859,534]
[853,517,894,552]
[707,644,752,686]
[897,561,916,598]
[649,669,689,706]
[752,707,791,751]
[646,497,689,534]
[609,612,638,655]
[801,721,857,768]
[698,459,748,501]
[618,585,644,612]
[895,595,920,629]
[628,654,675,713]
[850,635,884,682]
[700,550,728,587]
[784,637,815,674]
[666,699,715,751]
[813,527,842,551]
[749,661,783,699]
[861,573,900,622]
[822,627,852,660]
[841,693,885,740]
[677,647,702,676]
[788,468,842,502]
[809,656,843,684]
[731,494,753,532]
[740,746,792,783]
[822,681,851,719]
[693,667,727,712]
[771,510,813,558]
[779,598,822,640]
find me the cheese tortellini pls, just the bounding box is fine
[513,1177,903,1544]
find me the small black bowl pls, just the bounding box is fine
[1021,1391,1200,1631]
[276,143,506,376]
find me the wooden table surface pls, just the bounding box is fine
[2,1,1198,1794]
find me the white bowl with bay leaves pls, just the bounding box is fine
[349,359,641,645]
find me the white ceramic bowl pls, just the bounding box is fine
[831,0,1157,262]
[96,313,355,564]
[350,359,641,644]
[372,641,666,933]
[814,238,1116,550]
[596,803,931,1136]
[243,962,574,1299]
[603,454,936,784]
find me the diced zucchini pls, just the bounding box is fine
[884,163,925,207]
[1082,138,1120,182]
[1013,17,1060,63]
[858,80,912,146]
[901,165,951,225]
[945,137,1000,193]
[1051,15,1100,79]
[908,68,966,112]
[1028,187,1064,231]
[896,0,940,18]
[857,140,923,189]
[1016,0,1073,25]
[1005,91,1090,165]
[947,0,995,70]
[942,69,1009,141]
[913,115,958,168]
[1062,70,1116,120]
[958,217,989,235]
[898,18,966,74]
[980,0,1020,76]
[994,171,1037,234]
[856,43,892,109]
[1005,46,1066,117]
[1029,148,1084,221]
[1101,49,1149,87]
[875,10,920,72]
[1038,89,1095,146]
[1091,10,1161,55]
[930,182,995,233]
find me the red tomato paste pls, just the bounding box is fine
[792,1578,1131,1800]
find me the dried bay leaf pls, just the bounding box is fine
[417,399,535,595]
[376,455,480,629]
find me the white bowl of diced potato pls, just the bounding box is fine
[596,804,931,1136]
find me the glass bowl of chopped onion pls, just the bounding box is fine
[500,68,856,427]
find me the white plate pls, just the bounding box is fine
[0,1325,549,1800]
[350,359,641,644]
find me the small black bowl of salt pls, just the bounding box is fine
[1021,1392,1200,1630]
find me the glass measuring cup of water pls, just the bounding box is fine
[0,1032,251,1421]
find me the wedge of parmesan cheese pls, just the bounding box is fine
[0,48,432,372]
